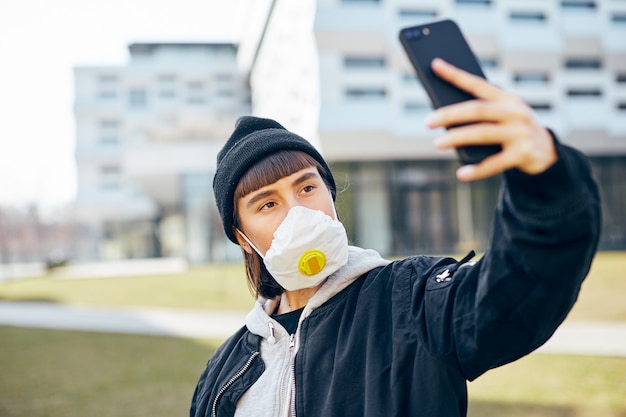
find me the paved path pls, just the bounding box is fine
[0,301,245,339]
[1,301,625,357]
[535,321,626,356]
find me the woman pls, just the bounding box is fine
[190,59,601,417]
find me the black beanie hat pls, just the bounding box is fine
[213,116,336,244]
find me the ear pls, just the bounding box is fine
[234,228,254,254]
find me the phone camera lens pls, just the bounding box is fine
[404,28,425,40]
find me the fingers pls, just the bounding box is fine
[428,58,530,130]
[434,123,520,181]
[433,122,531,151]
[431,58,503,101]
[426,58,558,180]
[456,153,513,182]
[448,126,557,181]
[426,100,530,130]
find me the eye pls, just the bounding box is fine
[259,201,276,211]
[301,184,316,194]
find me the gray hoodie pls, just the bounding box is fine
[234,246,390,417]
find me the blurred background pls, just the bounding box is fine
[0,0,625,277]
[1,2,625,416]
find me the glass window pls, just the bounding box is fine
[100,182,121,191]
[157,74,177,82]
[98,75,118,100]
[478,57,498,69]
[98,74,117,83]
[529,103,552,111]
[99,120,119,144]
[345,88,387,98]
[100,165,121,175]
[129,88,147,108]
[404,101,431,112]
[514,72,550,84]
[612,13,626,24]
[402,72,418,83]
[100,163,121,190]
[456,0,492,5]
[561,1,597,10]
[398,9,437,19]
[99,137,119,145]
[217,89,234,97]
[98,91,117,99]
[187,81,205,90]
[565,58,602,69]
[344,56,386,68]
[187,96,206,105]
[509,11,548,23]
[99,120,118,129]
[215,73,233,82]
[159,90,177,99]
[566,88,603,97]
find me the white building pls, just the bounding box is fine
[73,43,249,262]
[242,0,626,255]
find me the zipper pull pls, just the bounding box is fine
[289,334,296,350]
[267,322,277,345]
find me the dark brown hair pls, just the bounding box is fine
[233,150,334,299]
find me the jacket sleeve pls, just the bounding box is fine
[448,140,601,380]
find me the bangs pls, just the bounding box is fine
[234,150,323,201]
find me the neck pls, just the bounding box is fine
[277,284,323,314]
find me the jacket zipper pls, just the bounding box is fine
[279,334,297,417]
[288,334,297,417]
[212,351,260,417]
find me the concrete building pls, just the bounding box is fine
[73,43,249,262]
[242,0,626,255]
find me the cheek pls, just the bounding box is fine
[322,197,337,220]
[240,218,280,255]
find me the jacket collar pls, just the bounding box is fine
[245,246,390,340]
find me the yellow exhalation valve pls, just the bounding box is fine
[298,249,326,276]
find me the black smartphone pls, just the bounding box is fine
[399,19,501,165]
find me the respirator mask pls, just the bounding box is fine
[238,205,349,291]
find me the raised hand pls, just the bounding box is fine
[425,58,558,182]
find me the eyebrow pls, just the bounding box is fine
[246,189,274,209]
[245,170,321,209]
[293,171,320,186]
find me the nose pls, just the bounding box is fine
[272,197,301,230]
[284,195,304,211]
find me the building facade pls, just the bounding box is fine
[243,0,626,255]
[73,43,249,262]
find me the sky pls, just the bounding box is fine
[0,0,246,208]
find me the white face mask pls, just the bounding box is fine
[238,205,349,291]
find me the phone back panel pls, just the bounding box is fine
[399,19,502,164]
[399,19,485,108]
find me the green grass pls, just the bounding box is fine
[0,263,255,311]
[0,326,220,417]
[567,252,626,322]
[468,354,626,417]
[0,325,624,417]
